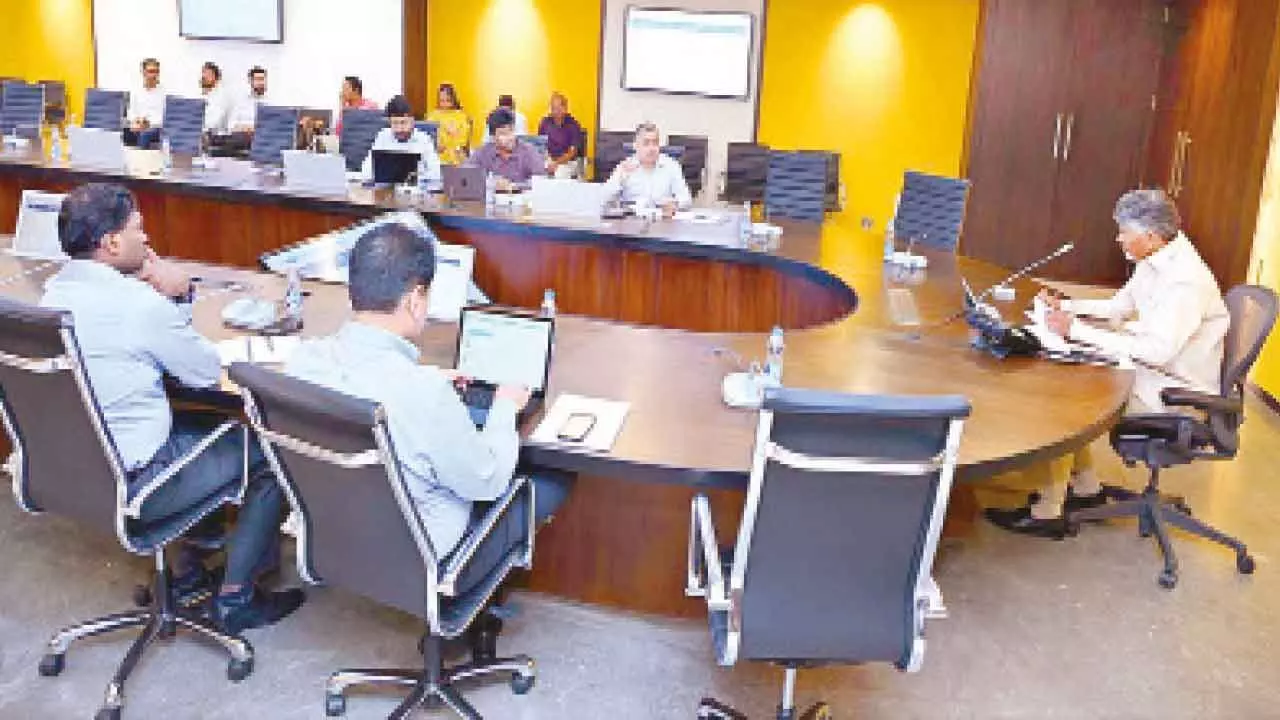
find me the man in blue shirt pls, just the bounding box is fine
[40,183,305,635]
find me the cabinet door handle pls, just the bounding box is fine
[1169,132,1182,194]
[1177,134,1192,198]
[1063,114,1076,161]
[1053,113,1063,160]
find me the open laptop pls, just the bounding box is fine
[442,165,485,201]
[453,306,555,428]
[372,150,420,185]
[67,126,127,172]
[282,150,349,196]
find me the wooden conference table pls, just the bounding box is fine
[0,148,1132,617]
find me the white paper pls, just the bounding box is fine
[217,335,300,366]
[673,210,728,224]
[12,190,67,259]
[427,242,475,322]
[530,394,630,453]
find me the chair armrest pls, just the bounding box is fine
[1160,387,1242,415]
[438,475,533,597]
[685,493,730,611]
[125,419,240,518]
[164,377,246,417]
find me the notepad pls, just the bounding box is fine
[217,335,300,366]
[530,394,630,453]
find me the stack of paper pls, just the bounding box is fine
[217,335,301,366]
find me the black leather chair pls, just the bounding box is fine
[894,170,972,252]
[161,95,207,155]
[0,297,253,720]
[724,142,770,204]
[84,89,129,132]
[688,388,970,720]
[298,107,333,150]
[39,80,66,125]
[593,129,632,181]
[416,119,441,147]
[765,151,829,223]
[669,134,709,198]
[248,104,300,166]
[0,81,46,138]
[230,363,537,719]
[820,151,842,213]
[339,108,388,172]
[1071,285,1279,589]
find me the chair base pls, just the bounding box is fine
[698,698,831,720]
[323,632,534,720]
[38,551,254,719]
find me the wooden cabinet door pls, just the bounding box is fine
[1048,0,1165,284]
[962,0,1074,272]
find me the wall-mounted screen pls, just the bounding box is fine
[179,0,284,42]
[622,8,753,100]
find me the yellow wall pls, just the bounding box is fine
[426,0,602,149]
[1246,87,1280,398]
[759,0,981,230]
[0,0,96,121]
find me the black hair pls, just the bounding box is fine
[486,108,515,135]
[384,95,413,118]
[498,94,514,109]
[344,75,363,95]
[58,183,137,259]
[248,65,267,80]
[202,61,221,80]
[437,83,461,110]
[347,223,436,313]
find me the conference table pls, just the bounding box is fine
[0,146,1132,617]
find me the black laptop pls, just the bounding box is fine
[371,150,421,185]
[453,306,555,428]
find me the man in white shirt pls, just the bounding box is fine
[199,61,232,134]
[360,95,442,185]
[603,122,693,218]
[227,66,268,133]
[985,189,1229,538]
[125,58,165,149]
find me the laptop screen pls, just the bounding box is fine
[456,309,554,393]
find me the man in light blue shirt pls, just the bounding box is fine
[286,222,572,579]
[40,183,305,635]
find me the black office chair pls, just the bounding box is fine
[724,142,770,204]
[1071,285,1279,589]
[298,107,333,150]
[1,81,46,139]
[765,151,829,223]
[669,134,708,198]
[894,170,972,252]
[339,108,388,172]
[416,119,441,147]
[84,89,128,132]
[689,388,971,719]
[518,133,548,152]
[0,297,253,720]
[819,151,842,213]
[248,104,300,166]
[230,363,536,719]
[161,95,206,155]
[593,129,632,181]
[39,80,66,125]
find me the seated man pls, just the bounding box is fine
[227,65,269,134]
[360,95,443,185]
[465,108,546,191]
[537,91,584,179]
[985,189,1229,537]
[333,75,378,136]
[483,94,529,140]
[603,121,693,218]
[285,223,573,583]
[40,183,305,633]
[199,61,232,134]
[124,57,165,150]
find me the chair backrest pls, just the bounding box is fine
[725,142,770,203]
[518,134,548,152]
[668,134,708,197]
[39,80,66,124]
[0,296,129,540]
[822,151,841,212]
[161,95,206,155]
[248,104,300,166]
[0,81,46,136]
[229,362,440,621]
[733,388,969,666]
[339,108,388,172]
[84,89,128,132]
[1222,285,1279,396]
[894,170,972,252]
[415,120,440,147]
[622,141,685,162]
[593,129,632,181]
[765,150,828,223]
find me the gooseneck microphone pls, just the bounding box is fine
[925,242,1077,331]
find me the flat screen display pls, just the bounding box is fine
[179,0,284,42]
[622,8,753,100]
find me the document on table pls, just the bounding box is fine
[217,335,301,366]
[530,394,631,453]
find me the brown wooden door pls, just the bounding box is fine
[962,0,1074,271]
[1048,0,1166,285]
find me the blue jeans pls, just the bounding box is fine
[131,413,283,588]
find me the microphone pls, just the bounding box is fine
[914,242,1076,334]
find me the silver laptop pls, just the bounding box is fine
[442,165,486,202]
[282,149,350,196]
[68,126,127,172]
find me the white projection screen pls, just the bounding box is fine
[622,8,754,99]
[179,0,284,43]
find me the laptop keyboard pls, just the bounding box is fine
[459,383,496,411]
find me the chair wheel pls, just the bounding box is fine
[510,672,536,695]
[132,585,152,607]
[325,693,346,717]
[94,707,121,720]
[1238,553,1256,575]
[1173,501,1193,516]
[38,653,64,677]
[227,657,254,683]
[1158,570,1178,589]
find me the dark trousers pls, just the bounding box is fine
[131,413,283,588]
[123,127,163,150]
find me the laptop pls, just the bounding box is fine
[371,150,420,185]
[67,126,127,172]
[282,150,350,196]
[442,165,485,201]
[453,306,555,428]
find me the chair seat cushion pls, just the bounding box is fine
[1110,414,1212,466]
[126,478,240,553]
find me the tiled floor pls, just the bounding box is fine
[1,397,1279,718]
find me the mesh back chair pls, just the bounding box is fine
[765,151,829,223]
[230,363,537,719]
[415,120,440,147]
[689,388,970,720]
[593,130,632,181]
[669,134,709,198]
[0,297,253,719]
[248,104,300,166]
[39,80,66,124]
[161,95,206,155]
[1,81,46,138]
[724,142,770,204]
[84,89,129,132]
[339,108,388,172]
[1071,285,1279,589]
[894,171,972,253]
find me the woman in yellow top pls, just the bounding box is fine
[427,83,471,165]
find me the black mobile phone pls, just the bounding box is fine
[557,412,596,443]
